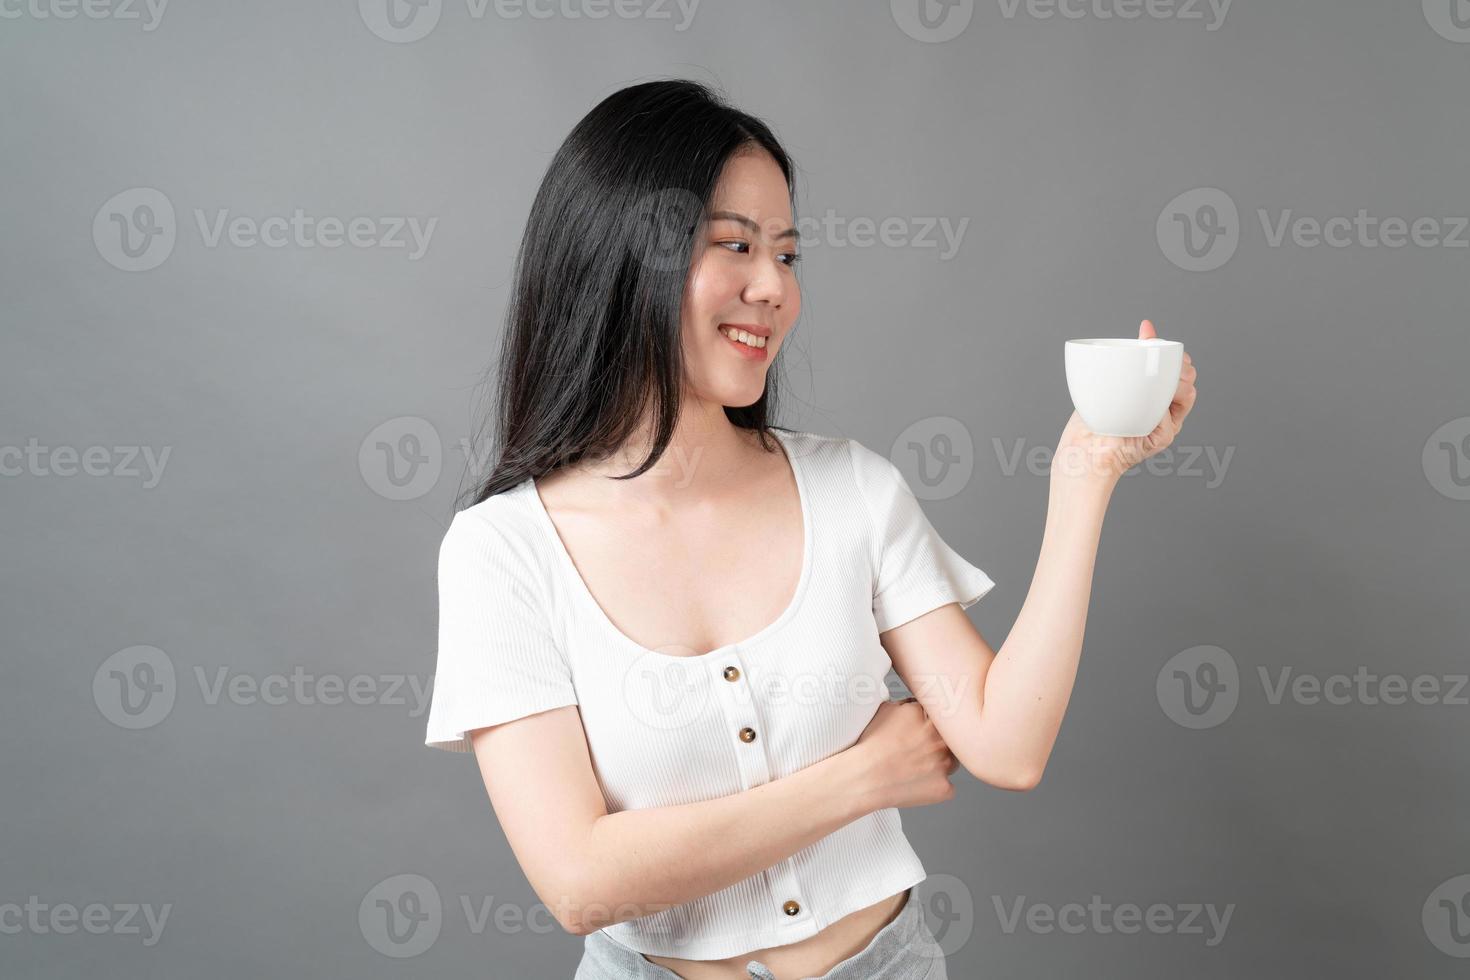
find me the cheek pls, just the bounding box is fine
[686,257,742,321]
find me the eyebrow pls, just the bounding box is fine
[707,210,798,241]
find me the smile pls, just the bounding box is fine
[718,325,768,350]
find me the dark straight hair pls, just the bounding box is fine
[458,78,800,509]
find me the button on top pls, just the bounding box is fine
[738,726,757,743]
[723,665,740,682]
[782,900,801,916]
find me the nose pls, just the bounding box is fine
[740,255,789,310]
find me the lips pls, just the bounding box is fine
[719,322,773,338]
[718,323,770,360]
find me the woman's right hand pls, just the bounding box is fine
[852,697,960,811]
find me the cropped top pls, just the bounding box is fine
[423,428,996,960]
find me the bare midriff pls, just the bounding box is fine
[639,887,909,980]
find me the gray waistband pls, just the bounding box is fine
[575,885,948,980]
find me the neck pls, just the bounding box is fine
[573,397,759,505]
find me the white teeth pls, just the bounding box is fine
[720,326,767,349]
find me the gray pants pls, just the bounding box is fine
[574,886,948,979]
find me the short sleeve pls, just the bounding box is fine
[849,439,997,634]
[423,510,578,753]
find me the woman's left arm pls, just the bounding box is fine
[881,321,1198,791]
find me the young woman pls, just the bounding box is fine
[424,78,1198,980]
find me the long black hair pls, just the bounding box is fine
[458,77,800,509]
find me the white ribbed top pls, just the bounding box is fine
[424,428,996,960]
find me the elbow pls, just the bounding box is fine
[559,887,602,937]
[994,766,1042,792]
[538,872,597,937]
[556,905,596,938]
[556,898,588,936]
[966,755,1043,792]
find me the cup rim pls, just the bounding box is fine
[1066,338,1182,349]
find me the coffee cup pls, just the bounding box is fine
[1064,338,1183,437]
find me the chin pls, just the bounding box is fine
[709,379,766,409]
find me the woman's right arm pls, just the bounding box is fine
[470,698,953,936]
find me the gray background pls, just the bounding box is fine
[3,0,1468,976]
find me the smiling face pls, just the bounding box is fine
[679,147,802,408]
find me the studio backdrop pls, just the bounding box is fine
[3,1,1467,977]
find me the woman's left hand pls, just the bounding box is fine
[1054,319,1199,486]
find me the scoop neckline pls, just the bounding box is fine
[522,427,814,662]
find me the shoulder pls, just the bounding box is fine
[774,429,912,533]
[838,434,907,500]
[771,428,876,482]
[438,484,551,582]
[770,427,904,502]
[840,435,891,476]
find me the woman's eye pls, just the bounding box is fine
[717,241,801,266]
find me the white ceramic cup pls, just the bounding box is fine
[1064,338,1184,437]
